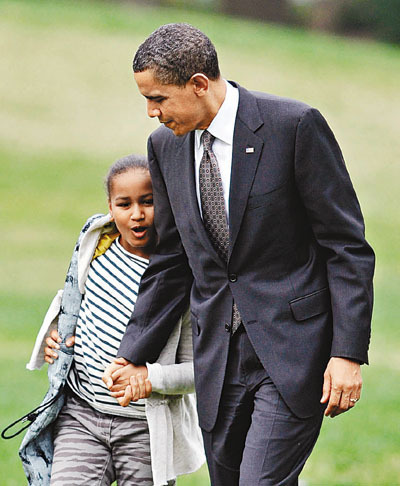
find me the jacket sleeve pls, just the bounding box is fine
[26,290,64,370]
[118,134,193,365]
[294,108,375,363]
[146,308,195,395]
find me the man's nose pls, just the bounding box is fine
[147,101,161,118]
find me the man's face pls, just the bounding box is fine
[134,69,207,136]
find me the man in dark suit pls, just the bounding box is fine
[105,23,374,485]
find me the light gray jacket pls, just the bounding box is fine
[22,214,204,486]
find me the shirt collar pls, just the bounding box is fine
[195,80,239,150]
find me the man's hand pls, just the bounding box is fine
[109,362,149,392]
[111,374,152,407]
[102,357,129,389]
[102,358,152,407]
[321,357,362,418]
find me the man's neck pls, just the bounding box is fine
[201,78,227,129]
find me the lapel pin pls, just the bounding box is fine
[245,147,255,153]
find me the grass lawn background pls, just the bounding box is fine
[0,1,399,484]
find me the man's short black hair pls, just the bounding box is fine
[133,23,220,86]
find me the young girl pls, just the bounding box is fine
[21,155,204,486]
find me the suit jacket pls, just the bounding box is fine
[119,82,375,432]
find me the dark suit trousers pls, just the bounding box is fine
[202,327,324,486]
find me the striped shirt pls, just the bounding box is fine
[67,238,148,418]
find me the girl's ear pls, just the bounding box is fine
[108,200,114,221]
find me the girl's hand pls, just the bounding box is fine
[109,363,148,392]
[44,329,75,364]
[112,374,152,407]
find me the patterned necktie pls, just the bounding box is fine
[199,130,241,333]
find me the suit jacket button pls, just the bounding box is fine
[229,273,237,282]
[225,323,231,332]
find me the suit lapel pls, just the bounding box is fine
[229,86,264,257]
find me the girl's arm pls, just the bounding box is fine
[108,309,195,402]
[146,309,195,395]
[106,309,194,405]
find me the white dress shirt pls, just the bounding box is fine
[194,80,239,221]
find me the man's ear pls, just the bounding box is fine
[190,73,209,96]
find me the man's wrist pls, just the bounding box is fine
[330,355,364,365]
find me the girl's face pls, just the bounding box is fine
[108,168,156,259]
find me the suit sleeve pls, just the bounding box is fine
[294,108,375,364]
[118,135,193,364]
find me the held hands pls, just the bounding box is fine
[102,358,152,407]
[44,329,75,364]
[321,357,362,418]
[46,332,152,405]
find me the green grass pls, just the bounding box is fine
[1,0,399,484]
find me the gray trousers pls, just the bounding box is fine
[51,393,154,486]
[202,326,324,486]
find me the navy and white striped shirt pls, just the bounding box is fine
[68,238,148,418]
